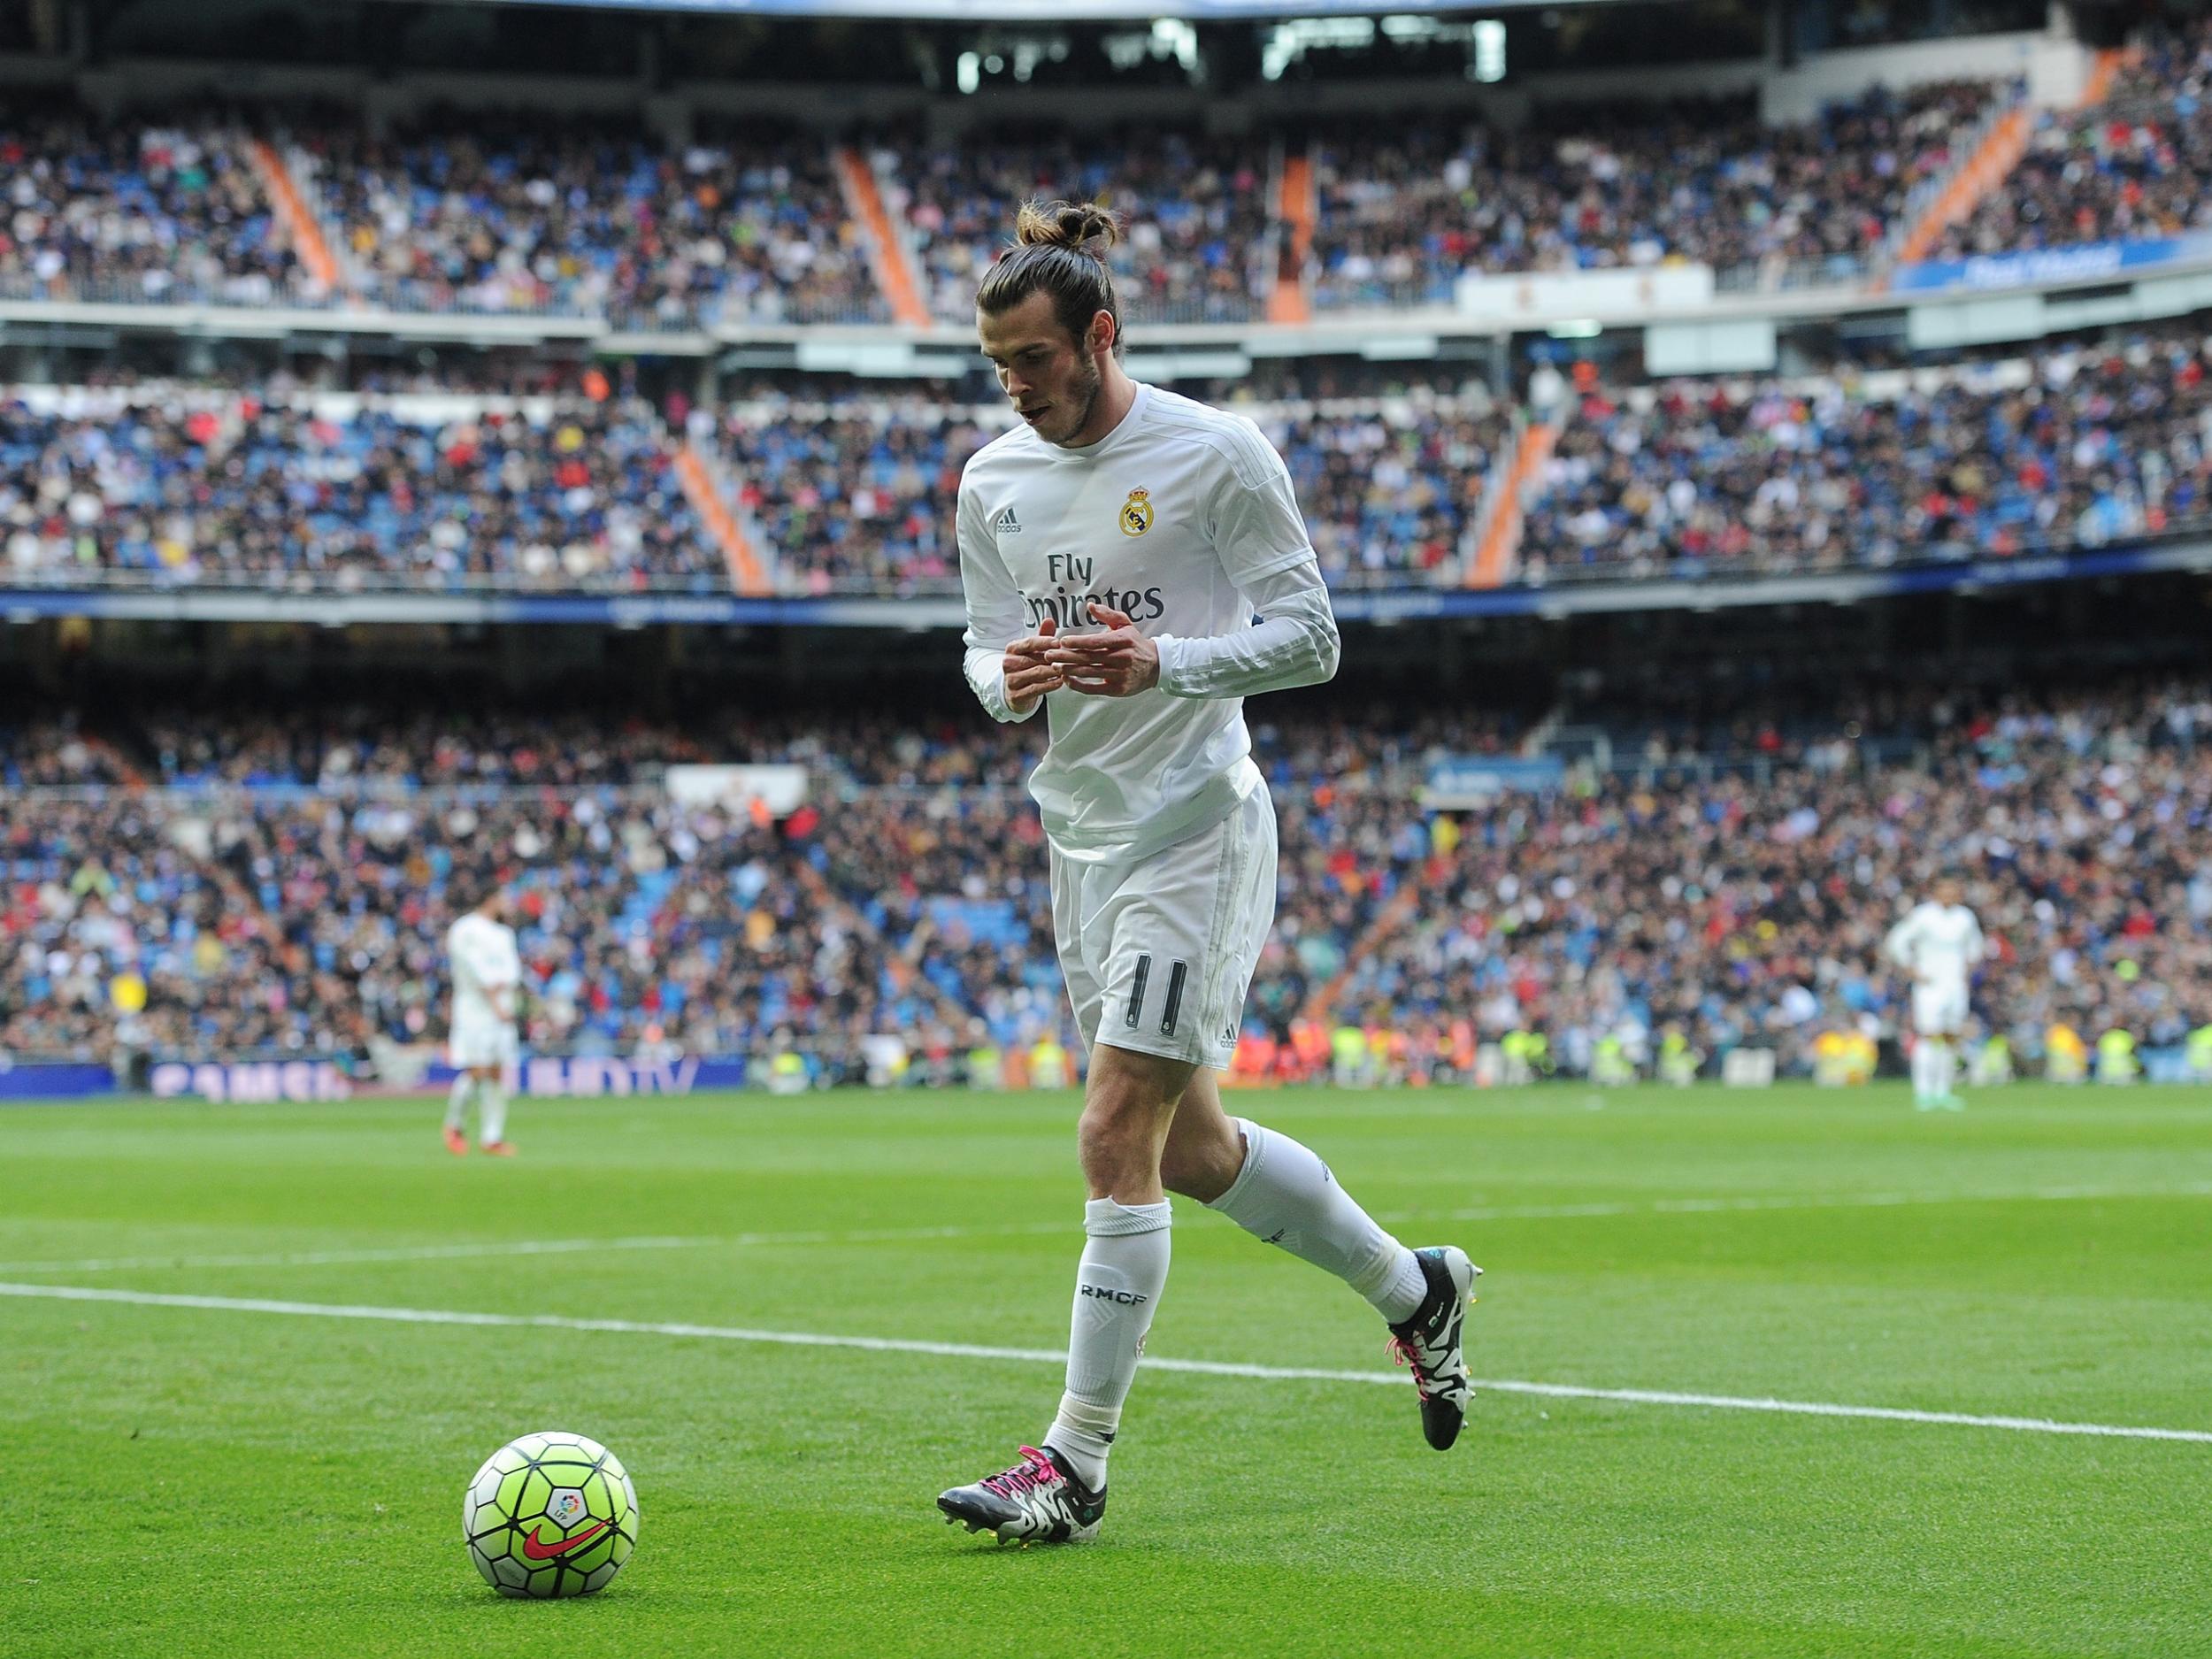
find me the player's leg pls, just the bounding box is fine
[479,1028,519,1153]
[476,1064,513,1151]
[1166,1070,1479,1449]
[1909,988,1941,1108]
[1148,789,1438,1321]
[1164,1070,1425,1316]
[941,853,1166,1542]
[442,1068,476,1155]
[1052,1041,1189,1461]
[1929,1004,1966,1109]
[940,1040,1184,1542]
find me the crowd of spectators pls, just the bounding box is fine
[7,685,2212,1085]
[1934,22,2212,261]
[0,73,2074,323]
[8,317,2212,595]
[118,707,1035,791]
[0,112,305,305]
[718,395,993,594]
[1308,81,2001,307]
[33,51,2212,324]
[318,121,882,326]
[879,128,1271,324]
[712,384,1509,592]
[1520,322,2212,581]
[0,384,719,591]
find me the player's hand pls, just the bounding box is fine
[1043,603,1160,697]
[1002,614,1065,714]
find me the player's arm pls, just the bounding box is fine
[1156,427,1338,696]
[1882,913,1920,974]
[463,933,518,1022]
[1048,427,1339,699]
[487,946,519,1024]
[957,473,1060,719]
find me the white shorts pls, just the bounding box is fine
[1050,783,1277,1071]
[1911,982,1970,1036]
[450,1016,520,1071]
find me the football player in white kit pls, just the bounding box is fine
[937,202,1478,1545]
[443,879,521,1156]
[1884,872,1985,1112]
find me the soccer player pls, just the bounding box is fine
[443,877,521,1156]
[938,201,1478,1545]
[1884,872,1985,1111]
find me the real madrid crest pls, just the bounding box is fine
[1118,486,1153,538]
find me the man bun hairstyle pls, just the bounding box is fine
[976,197,1125,358]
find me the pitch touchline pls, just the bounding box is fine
[3,1280,2206,1448]
[1414,1180,2212,1225]
[0,1222,1075,1275]
[2,1184,2207,1275]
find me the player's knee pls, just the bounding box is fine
[1076,1078,1164,1183]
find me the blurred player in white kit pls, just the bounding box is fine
[1885,872,1985,1111]
[444,879,521,1156]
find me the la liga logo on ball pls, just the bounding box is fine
[464,1431,638,1598]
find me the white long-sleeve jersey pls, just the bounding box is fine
[447,911,521,1028]
[1884,901,1985,989]
[958,382,1340,865]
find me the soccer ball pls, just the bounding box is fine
[464,1431,639,1598]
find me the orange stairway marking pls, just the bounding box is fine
[1890,48,2129,271]
[1889,108,2031,267]
[833,147,931,328]
[247,139,341,292]
[676,443,771,596]
[1470,423,1556,589]
[2079,43,2127,106]
[1267,150,1315,325]
[1300,879,1424,1028]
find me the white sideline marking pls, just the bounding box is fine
[3,1279,2207,1448]
[0,1184,2206,1276]
[0,1221,1073,1276]
[1413,1180,2212,1225]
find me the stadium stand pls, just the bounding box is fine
[0,111,305,304]
[0,78,2045,322]
[1934,19,2212,260]
[12,319,2208,596]
[0,384,719,591]
[882,127,1272,324]
[8,685,2211,1083]
[1517,320,2212,581]
[317,119,883,325]
[1307,81,2005,306]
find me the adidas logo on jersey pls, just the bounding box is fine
[992,505,1023,534]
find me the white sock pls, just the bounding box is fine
[1206,1118,1428,1324]
[444,1075,475,1132]
[1044,1197,1171,1491]
[479,1080,509,1146]
[1922,1039,1952,1099]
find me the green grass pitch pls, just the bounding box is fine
[3,1083,2209,1657]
